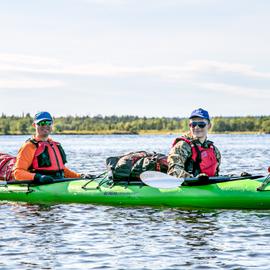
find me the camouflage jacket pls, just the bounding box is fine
[167,134,221,178]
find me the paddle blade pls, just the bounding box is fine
[140,171,184,189]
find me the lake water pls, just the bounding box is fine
[0,134,270,269]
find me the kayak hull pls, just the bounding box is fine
[1,177,270,209]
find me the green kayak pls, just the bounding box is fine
[1,176,270,209]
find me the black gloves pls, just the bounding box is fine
[197,173,209,182]
[240,172,252,177]
[81,173,95,179]
[34,173,54,184]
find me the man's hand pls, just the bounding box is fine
[240,172,252,177]
[197,173,209,182]
[34,173,54,184]
[81,173,95,179]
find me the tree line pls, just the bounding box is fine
[0,113,270,134]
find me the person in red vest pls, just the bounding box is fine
[13,111,92,183]
[167,108,221,179]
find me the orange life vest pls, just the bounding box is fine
[172,137,218,177]
[29,139,66,176]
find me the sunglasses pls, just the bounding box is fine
[37,120,52,126]
[189,121,207,128]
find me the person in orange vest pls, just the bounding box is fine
[167,108,221,179]
[13,111,92,183]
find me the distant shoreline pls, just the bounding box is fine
[1,115,270,134]
[0,130,267,136]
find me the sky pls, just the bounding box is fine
[1,0,270,118]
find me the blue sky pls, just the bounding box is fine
[1,0,270,117]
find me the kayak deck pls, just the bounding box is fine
[0,177,270,209]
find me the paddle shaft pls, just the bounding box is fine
[183,175,263,185]
[0,178,82,186]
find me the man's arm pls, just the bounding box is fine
[63,166,81,178]
[167,141,193,178]
[13,142,36,180]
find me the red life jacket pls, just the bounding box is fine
[29,139,66,176]
[172,137,218,177]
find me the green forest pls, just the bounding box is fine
[0,113,270,135]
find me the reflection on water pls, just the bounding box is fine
[0,134,270,269]
[2,203,270,269]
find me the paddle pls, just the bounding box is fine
[140,171,263,189]
[0,171,108,186]
[0,177,84,186]
[140,171,184,189]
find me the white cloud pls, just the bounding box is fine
[185,60,270,79]
[79,0,220,7]
[0,79,64,89]
[80,0,127,5]
[2,53,270,79]
[2,53,270,98]
[0,53,60,66]
[197,82,270,98]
